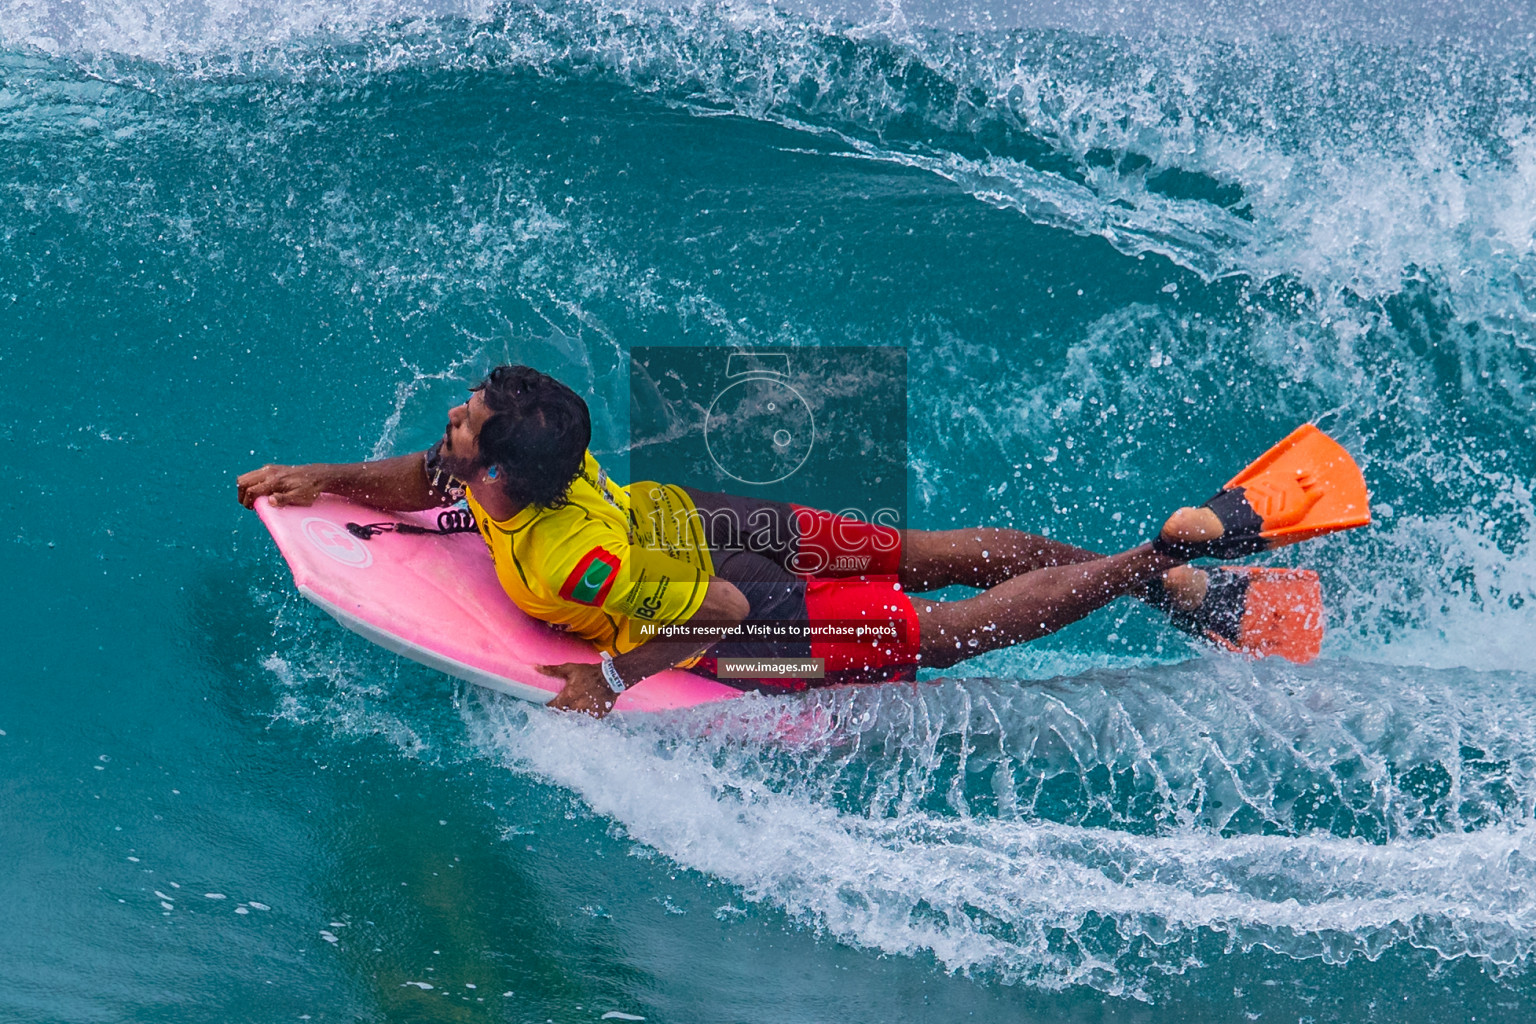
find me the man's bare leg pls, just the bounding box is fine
[898,529,1098,590]
[899,528,1209,610]
[912,543,1183,669]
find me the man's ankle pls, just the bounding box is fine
[1160,506,1224,545]
[1159,565,1208,612]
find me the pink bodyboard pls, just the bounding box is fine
[254,495,746,712]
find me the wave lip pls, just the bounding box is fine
[10,0,1536,307]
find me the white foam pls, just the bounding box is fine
[262,650,434,759]
[463,667,1536,995]
[0,0,495,61]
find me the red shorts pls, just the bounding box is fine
[679,486,903,577]
[681,488,919,686]
[790,505,903,578]
[804,575,921,681]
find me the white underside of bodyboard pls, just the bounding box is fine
[299,585,555,704]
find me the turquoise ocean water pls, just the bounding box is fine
[5,0,1536,1019]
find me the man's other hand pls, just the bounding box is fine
[540,662,617,718]
[238,464,327,509]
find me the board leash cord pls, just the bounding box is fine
[346,508,479,540]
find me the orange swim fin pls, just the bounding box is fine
[1151,566,1325,664]
[1156,424,1371,559]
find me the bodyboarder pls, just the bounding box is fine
[237,365,1366,716]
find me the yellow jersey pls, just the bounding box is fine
[462,451,714,655]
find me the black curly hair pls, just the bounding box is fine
[474,365,591,510]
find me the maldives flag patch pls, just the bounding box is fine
[559,547,621,606]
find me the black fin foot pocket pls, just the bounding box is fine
[1153,487,1268,561]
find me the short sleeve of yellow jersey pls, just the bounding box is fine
[550,522,710,651]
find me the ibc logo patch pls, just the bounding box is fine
[560,547,620,606]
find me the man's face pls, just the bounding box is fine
[440,389,495,478]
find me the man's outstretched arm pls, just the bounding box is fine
[237,452,451,512]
